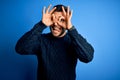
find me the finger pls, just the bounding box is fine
[46,4,52,13]
[70,10,73,19]
[57,21,66,28]
[49,7,56,14]
[57,19,66,29]
[59,16,65,22]
[42,6,46,14]
[62,6,66,16]
[67,6,70,16]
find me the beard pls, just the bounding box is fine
[50,25,66,37]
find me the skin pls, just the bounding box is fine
[42,4,73,37]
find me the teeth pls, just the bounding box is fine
[53,27,59,30]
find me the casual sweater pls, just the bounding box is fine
[15,21,94,80]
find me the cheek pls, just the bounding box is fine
[59,28,63,32]
[58,31,62,35]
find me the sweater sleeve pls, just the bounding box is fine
[15,21,47,55]
[68,26,94,63]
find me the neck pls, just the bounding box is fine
[51,32,66,38]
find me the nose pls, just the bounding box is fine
[54,22,58,26]
[52,18,57,26]
[52,18,58,26]
[52,14,59,25]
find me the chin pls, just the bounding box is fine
[51,29,61,37]
[52,33,60,37]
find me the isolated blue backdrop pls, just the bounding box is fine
[0,0,120,80]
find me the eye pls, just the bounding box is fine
[51,17,53,21]
[60,18,65,22]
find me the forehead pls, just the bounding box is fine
[53,12,64,17]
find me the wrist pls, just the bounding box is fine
[42,20,48,26]
[67,25,72,30]
[67,21,73,30]
[68,26,75,31]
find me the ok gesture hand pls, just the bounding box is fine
[57,6,73,30]
[42,5,56,26]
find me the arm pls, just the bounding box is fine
[15,5,56,55]
[15,21,47,55]
[68,26,94,63]
[59,6,94,63]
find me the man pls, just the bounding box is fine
[15,4,94,80]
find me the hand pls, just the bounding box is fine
[42,4,56,26]
[57,6,73,30]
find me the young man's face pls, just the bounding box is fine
[50,11,66,37]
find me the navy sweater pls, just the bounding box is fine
[15,21,94,80]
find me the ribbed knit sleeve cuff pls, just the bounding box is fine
[68,26,79,37]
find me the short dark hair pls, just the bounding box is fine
[53,4,67,13]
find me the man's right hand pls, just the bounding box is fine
[42,5,56,26]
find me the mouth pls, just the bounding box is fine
[50,25,66,37]
[51,26,61,32]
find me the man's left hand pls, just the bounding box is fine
[57,6,73,30]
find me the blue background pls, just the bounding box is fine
[0,0,120,80]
